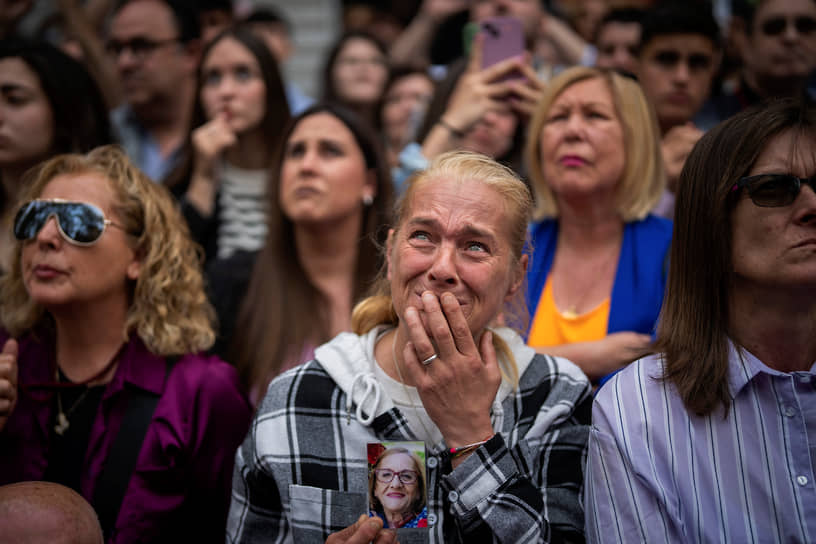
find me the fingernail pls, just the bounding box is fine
[441,292,456,306]
[368,518,381,529]
[422,292,436,304]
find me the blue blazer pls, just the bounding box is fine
[525,214,673,345]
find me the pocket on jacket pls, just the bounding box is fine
[289,484,366,544]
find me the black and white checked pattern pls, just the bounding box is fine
[227,328,592,543]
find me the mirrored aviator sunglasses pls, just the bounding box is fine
[733,174,816,207]
[13,199,121,246]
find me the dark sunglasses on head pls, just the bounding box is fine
[14,199,126,246]
[761,16,816,36]
[733,174,816,207]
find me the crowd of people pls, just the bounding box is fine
[0,0,813,543]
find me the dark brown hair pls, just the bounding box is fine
[656,96,816,416]
[230,103,393,391]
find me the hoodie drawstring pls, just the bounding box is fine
[347,373,381,426]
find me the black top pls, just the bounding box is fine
[44,371,105,493]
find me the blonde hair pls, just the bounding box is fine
[352,151,533,387]
[0,145,215,355]
[525,66,665,222]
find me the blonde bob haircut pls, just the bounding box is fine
[524,66,665,222]
[352,151,533,387]
[0,145,215,356]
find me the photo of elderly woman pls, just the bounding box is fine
[367,442,427,529]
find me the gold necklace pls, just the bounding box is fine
[54,386,91,436]
[389,329,437,445]
[556,243,620,319]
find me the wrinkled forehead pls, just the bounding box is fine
[401,176,510,224]
[752,128,816,172]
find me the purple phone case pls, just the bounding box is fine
[481,16,524,70]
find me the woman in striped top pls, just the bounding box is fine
[166,25,290,264]
[585,97,816,543]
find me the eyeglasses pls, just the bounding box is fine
[760,16,816,36]
[105,37,179,61]
[14,199,127,246]
[733,174,816,207]
[373,469,419,485]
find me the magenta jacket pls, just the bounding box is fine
[0,328,252,543]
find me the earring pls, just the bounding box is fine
[362,194,374,206]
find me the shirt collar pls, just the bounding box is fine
[110,335,168,396]
[726,339,816,399]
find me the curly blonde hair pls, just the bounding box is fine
[0,145,215,355]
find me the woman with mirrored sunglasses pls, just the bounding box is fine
[585,97,816,542]
[0,146,252,543]
[0,40,112,272]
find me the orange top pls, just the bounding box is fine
[528,275,610,347]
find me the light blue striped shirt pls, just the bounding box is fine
[585,343,816,543]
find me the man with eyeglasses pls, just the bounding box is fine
[107,0,200,183]
[634,3,722,219]
[714,0,816,119]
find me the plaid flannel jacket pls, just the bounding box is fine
[227,329,591,543]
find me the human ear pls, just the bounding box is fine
[505,253,528,300]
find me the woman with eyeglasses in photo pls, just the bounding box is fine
[165,25,290,265]
[0,40,111,271]
[0,146,251,542]
[368,447,427,529]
